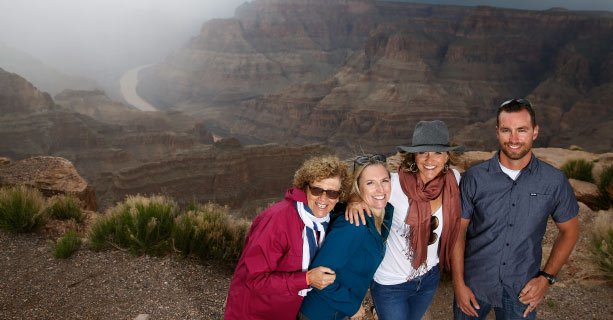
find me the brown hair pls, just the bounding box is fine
[399,151,458,172]
[293,155,351,201]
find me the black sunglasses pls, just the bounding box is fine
[428,215,439,245]
[499,98,532,109]
[353,154,387,171]
[309,185,341,199]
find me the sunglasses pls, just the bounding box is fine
[429,215,439,245]
[353,154,387,171]
[309,185,341,200]
[499,98,532,109]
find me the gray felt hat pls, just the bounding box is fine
[397,120,465,153]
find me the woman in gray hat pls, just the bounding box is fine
[347,120,464,320]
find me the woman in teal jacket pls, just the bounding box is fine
[299,155,393,319]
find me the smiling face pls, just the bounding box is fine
[496,109,539,169]
[415,151,449,184]
[357,164,391,211]
[306,176,342,218]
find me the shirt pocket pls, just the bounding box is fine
[528,192,553,219]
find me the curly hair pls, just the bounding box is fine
[293,155,351,201]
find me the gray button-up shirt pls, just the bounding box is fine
[460,152,578,307]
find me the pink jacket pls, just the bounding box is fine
[224,187,310,320]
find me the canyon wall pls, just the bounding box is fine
[138,1,613,154]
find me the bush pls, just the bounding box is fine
[597,165,613,209]
[47,194,84,222]
[54,230,82,259]
[0,185,47,233]
[590,214,613,281]
[172,203,249,261]
[561,159,594,183]
[88,195,179,256]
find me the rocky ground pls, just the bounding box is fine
[0,205,611,320]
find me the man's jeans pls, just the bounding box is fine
[453,288,536,320]
[370,265,440,320]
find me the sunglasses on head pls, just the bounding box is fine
[353,154,387,171]
[309,185,341,199]
[429,215,439,245]
[499,98,532,109]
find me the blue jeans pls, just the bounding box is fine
[453,288,536,320]
[370,265,440,320]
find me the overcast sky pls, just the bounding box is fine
[0,0,611,93]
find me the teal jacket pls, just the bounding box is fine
[299,203,393,319]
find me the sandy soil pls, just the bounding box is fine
[0,207,610,320]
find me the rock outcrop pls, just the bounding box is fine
[138,1,613,154]
[0,156,97,211]
[0,69,333,211]
[97,142,331,211]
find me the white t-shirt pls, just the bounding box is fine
[499,162,521,180]
[373,169,461,285]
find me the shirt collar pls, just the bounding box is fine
[488,151,538,174]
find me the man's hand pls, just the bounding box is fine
[344,201,371,226]
[518,276,549,317]
[307,266,336,290]
[453,282,480,317]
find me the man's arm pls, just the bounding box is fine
[452,218,480,317]
[518,216,579,317]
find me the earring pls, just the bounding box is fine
[443,163,449,173]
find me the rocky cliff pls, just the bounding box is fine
[138,1,613,154]
[0,69,333,211]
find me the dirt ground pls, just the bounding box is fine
[0,206,611,320]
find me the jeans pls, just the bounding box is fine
[297,312,348,320]
[453,288,536,320]
[370,265,440,320]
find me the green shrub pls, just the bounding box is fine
[0,185,47,233]
[590,214,613,281]
[88,195,179,256]
[54,230,82,259]
[597,165,613,209]
[47,194,84,222]
[172,203,249,261]
[561,159,595,183]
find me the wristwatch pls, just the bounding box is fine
[537,270,556,285]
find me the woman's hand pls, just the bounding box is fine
[344,201,371,226]
[307,266,336,290]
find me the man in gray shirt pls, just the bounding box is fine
[452,99,579,319]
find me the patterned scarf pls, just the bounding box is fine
[398,169,461,271]
[296,201,329,296]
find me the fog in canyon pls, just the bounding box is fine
[1,0,611,101]
[0,0,246,100]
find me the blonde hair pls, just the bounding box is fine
[351,162,390,199]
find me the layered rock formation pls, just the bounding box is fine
[0,68,333,211]
[137,0,376,105]
[138,0,613,154]
[0,156,97,211]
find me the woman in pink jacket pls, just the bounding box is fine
[224,155,351,320]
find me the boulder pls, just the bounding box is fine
[569,178,602,211]
[0,156,97,211]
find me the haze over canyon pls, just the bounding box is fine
[1,0,612,212]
